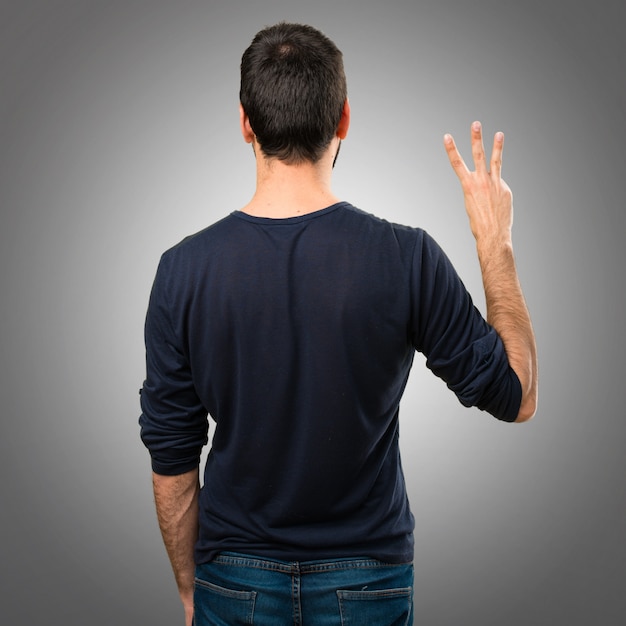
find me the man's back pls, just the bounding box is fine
[140,201,521,566]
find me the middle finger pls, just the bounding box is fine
[470,121,488,174]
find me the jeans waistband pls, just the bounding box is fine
[212,552,412,575]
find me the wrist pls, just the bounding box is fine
[475,234,514,261]
[474,229,512,248]
[180,585,194,609]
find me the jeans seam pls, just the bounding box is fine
[336,586,413,599]
[291,571,302,625]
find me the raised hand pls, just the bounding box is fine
[444,121,513,246]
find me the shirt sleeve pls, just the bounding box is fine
[139,253,209,474]
[411,230,522,422]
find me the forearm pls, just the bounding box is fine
[477,237,537,421]
[152,468,200,611]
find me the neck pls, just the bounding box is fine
[241,141,341,218]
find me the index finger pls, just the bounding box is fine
[444,133,470,180]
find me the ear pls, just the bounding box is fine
[239,103,255,144]
[336,99,350,140]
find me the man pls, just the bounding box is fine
[139,22,537,626]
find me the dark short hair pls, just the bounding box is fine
[240,22,347,165]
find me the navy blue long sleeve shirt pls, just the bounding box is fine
[139,202,521,564]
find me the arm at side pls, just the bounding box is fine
[152,468,200,625]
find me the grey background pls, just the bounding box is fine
[1,0,624,624]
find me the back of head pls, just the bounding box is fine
[240,22,347,165]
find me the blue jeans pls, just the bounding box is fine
[193,552,414,625]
